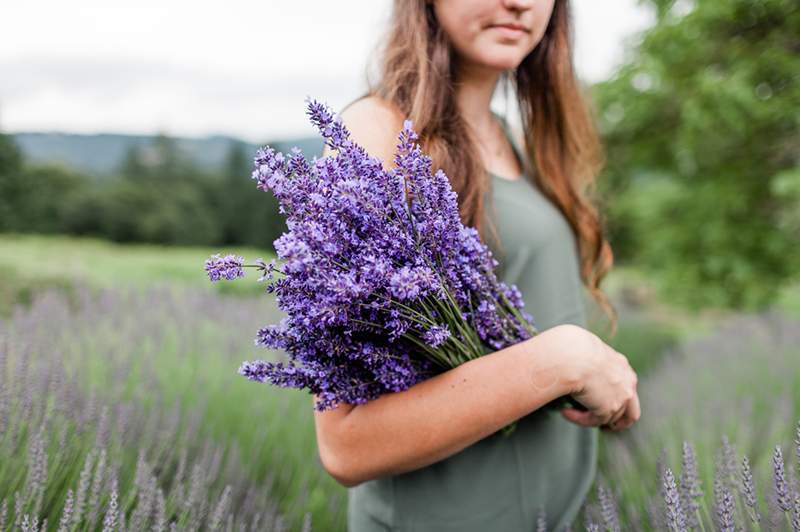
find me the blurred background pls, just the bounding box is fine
[0,1,798,530]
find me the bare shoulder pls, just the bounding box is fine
[321,95,406,169]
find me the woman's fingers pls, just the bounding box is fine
[630,391,641,422]
[562,392,642,431]
[617,392,642,430]
[604,408,630,431]
[560,408,605,427]
[603,403,629,430]
[606,393,642,432]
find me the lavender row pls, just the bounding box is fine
[0,286,322,531]
[572,311,800,530]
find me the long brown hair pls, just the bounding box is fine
[364,0,617,334]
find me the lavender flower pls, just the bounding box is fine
[741,454,761,524]
[209,97,538,414]
[714,473,736,532]
[422,325,451,348]
[58,489,74,532]
[254,257,280,283]
[597,483,621,532]
[535,505,547,532]
[102,475,118,532]
[0,500,6,531]
[796,420,800,477]
[717,434,737,493]
[204,254,245,282]
[679,441,703,529]
[774,445,792,512]
[662,467,688,532]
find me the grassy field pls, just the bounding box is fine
[0,233,273,316]
[1,233,798,530]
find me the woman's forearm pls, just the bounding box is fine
[313,327,580,487]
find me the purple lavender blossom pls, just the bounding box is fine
[535,506,547,532]
[422,325,451,348]
[598,483,621,532]
[773,445,792,513]
[740,455,761,524]
[714,474,736,532]
[254,258,280,283]
[662,467,688,532]
[679,441,703,529]
[210,97,538,413]
[204,254,245,282]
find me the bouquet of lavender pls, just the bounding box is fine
[205,98,570,435]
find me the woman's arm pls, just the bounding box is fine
[310,96,640,487]
[313,326,581,487]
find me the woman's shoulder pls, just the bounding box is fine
[322,94,406,170]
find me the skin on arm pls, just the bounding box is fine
[310,96,588,488]
[313,328,580,488]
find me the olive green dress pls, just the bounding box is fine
[347,115,598,532]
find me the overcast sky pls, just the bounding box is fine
[0,1,652,142]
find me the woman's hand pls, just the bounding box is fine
[532,324,641,432]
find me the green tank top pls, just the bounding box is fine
[346,114,598,532]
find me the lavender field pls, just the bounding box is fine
[581,312,800,530]
[1,236,799,531]
[0,285,344,531]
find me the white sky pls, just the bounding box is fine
[0,1,652,142]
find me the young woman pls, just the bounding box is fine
[314,1,641,530]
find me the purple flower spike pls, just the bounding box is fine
[713,474,736,532]
[773,445,792,513]
[423,325,451,348]
[205,253,245,282]
[740,455,761,524]
[662,467,688,532]
[254,257,279,283]
[679,441,703,529]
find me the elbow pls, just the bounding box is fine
[314,401,378,487]
[318,442,365,488]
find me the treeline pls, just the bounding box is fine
[0,132,287,250]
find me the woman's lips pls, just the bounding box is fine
[489,23,529,39]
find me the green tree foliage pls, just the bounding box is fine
[594,0,800,309]
[0,132,92,233]
[219,140,287,249]
[0,133,25,231]
[0,129,290,250]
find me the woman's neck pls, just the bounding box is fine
[454,61,502,135]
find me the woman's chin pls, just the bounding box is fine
[473,50,529,72]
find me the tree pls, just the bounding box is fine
[218,140,286,250]
[0,133,24,231]
[594,0,800,309]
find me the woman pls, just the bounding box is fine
[314,0,641,530]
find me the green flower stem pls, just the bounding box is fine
[422,294,483,359]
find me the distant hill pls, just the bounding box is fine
[10,132,326,177]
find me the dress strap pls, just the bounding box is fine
[492,111,528,177]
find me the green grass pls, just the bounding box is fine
[0,233,273,316]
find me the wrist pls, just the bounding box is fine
[536,324,587,396]
[521,327,582,400]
